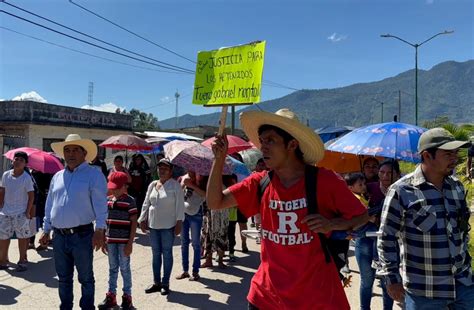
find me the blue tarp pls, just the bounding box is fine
[315,126,354,143]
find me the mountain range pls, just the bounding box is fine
[159,60,474,129]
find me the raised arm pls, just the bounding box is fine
[206,134,238,210]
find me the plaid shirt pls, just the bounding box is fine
[377,165,473,299]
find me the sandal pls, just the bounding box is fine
[36,245,48,252]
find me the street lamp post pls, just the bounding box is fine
[380,30,454,125]
[381,101,384,123]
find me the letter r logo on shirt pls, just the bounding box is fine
[277,212,299,234]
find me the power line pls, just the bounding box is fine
[1,10,194,74]
[2,1,195,73]
[68,0,196,64]
[263,79,300,91]
[0,26,190,75]
[141,93,191,111]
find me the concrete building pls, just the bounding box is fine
[0,100,133,173]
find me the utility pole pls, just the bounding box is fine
[231,106,235,135]
[380,30,454,125]
[398,90,401,122]
[175,90,180,129]
[88,82,94,106]
[381,102,384,123]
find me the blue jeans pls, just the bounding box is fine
[53,228,95,310]
[355,235,393,310]
[405,282,474,310]
[149,227,175,286]
[181,213,203,274]
[107,243,132,295]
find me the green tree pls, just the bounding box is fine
[128,108,160,131]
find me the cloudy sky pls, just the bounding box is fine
[1,0,472,119]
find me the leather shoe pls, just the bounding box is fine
[175,272,190,280]
[160,285,170,295]
[145,283,161,294]
[189,272,200,281]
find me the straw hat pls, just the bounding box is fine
[240,108,324,165]
[51,134,98,163]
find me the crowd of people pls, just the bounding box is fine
[0,109,473,310]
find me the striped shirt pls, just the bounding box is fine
[106,194,138,244]
[377,165,473,299]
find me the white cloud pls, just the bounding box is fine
[160,96,171,103]
[327,33,348,43]
[81,102,126,113]
[12,91,48,103]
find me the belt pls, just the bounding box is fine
[53,223,93,235]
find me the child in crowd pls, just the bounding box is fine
[333,172,369,286]
[99,172,138,310]
[345,172,368,207]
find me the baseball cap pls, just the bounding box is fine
[158,158,173,167]
[107,171,129,190]
[418,127,471,153]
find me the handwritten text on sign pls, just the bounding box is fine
[193,41,266,105]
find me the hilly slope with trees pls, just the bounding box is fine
[159,60,474,129]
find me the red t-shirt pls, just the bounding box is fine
[229,167,366,310]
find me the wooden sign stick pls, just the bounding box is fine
[218,106,228,135]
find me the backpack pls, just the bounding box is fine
[258,165,349,267]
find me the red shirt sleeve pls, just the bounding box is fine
[317,168,367,220]
[228,171,266,219]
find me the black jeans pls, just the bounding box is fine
[248,302,259,310]
[228,220,237,254]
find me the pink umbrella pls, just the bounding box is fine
[201,135,253,154]
[100,134,153,151]
[4,147,64,174]
[164,140,235,176]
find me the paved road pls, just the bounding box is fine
[1,231,398,309]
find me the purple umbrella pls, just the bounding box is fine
[164,140,240,176]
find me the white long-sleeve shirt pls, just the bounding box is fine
[138,178,184,229]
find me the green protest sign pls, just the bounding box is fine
[193,41,266,105]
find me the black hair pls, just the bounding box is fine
[114,155,124,162]
[256,158,265,165]
[129,154,150,170]
[420,147,437,163]
[230,152,243,162]
[197,175,209,191]
[379,159,401,175]
[344,172,365,186]
[14,151,28,163]
[258,124,304,162]
[362,157,379,168]
[222,174,238,187]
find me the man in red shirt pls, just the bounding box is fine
[207,108,368,310]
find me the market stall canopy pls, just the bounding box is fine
[142,131,202,141]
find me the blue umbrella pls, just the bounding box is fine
[140,136,187,154]
[227,155,251,177]
[326,122,427,163]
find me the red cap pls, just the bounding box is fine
[107,171,129,190]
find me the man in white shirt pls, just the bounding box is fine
[0,151,35,271]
